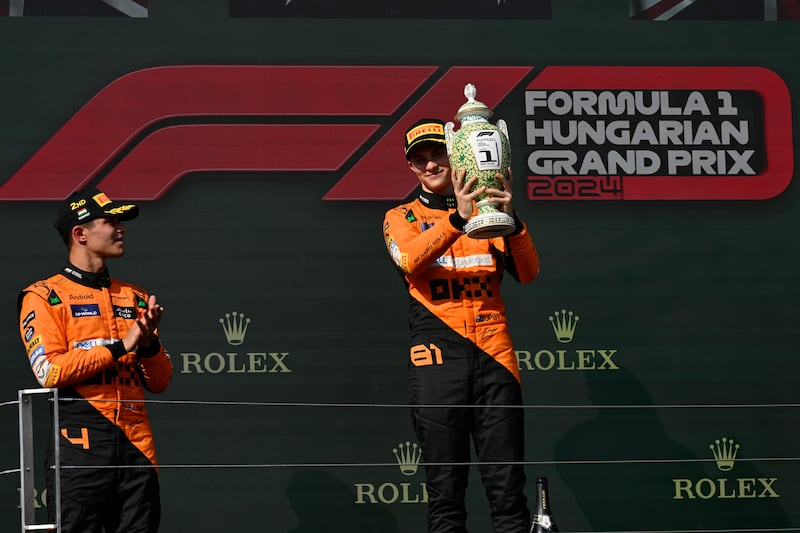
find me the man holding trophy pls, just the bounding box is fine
[382,85,540,532]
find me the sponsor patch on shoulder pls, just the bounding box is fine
[28,345,45,365]
[22,310,36,328]
[48,289,62,306]
[26,335,43,355]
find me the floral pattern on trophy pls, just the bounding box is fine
[445,83,516,239]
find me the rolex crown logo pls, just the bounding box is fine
[219,311,251,346]
[549,309,579,343]
[710,437,739,472]
[393,441,422,476]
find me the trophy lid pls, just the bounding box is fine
[454,83,494,123]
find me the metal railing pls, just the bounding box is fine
[17,388,59,532]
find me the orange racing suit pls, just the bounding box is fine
[18,263,172,532]
[383,190,539,533]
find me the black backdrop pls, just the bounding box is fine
[0,1,798,531]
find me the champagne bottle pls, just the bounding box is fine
[530,476,559,533]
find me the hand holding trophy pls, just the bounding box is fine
[445,83,516,239]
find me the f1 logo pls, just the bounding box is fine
[0,65,532,202]
[473,130,503,169]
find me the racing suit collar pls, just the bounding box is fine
[62,262,112,289]
[418,190,456,211]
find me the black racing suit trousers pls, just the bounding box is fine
[409,329,530,533]
[46,404,161,533]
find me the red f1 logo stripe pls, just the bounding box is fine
[97,124,380,199]
[0,65,436,200]
[0,65,532,201]
[322,66,533,200]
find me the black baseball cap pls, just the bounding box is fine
[54,188,139,236]
[403,118,447,157]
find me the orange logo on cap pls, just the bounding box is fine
[92,192,111,207]
[406,122,444,144]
